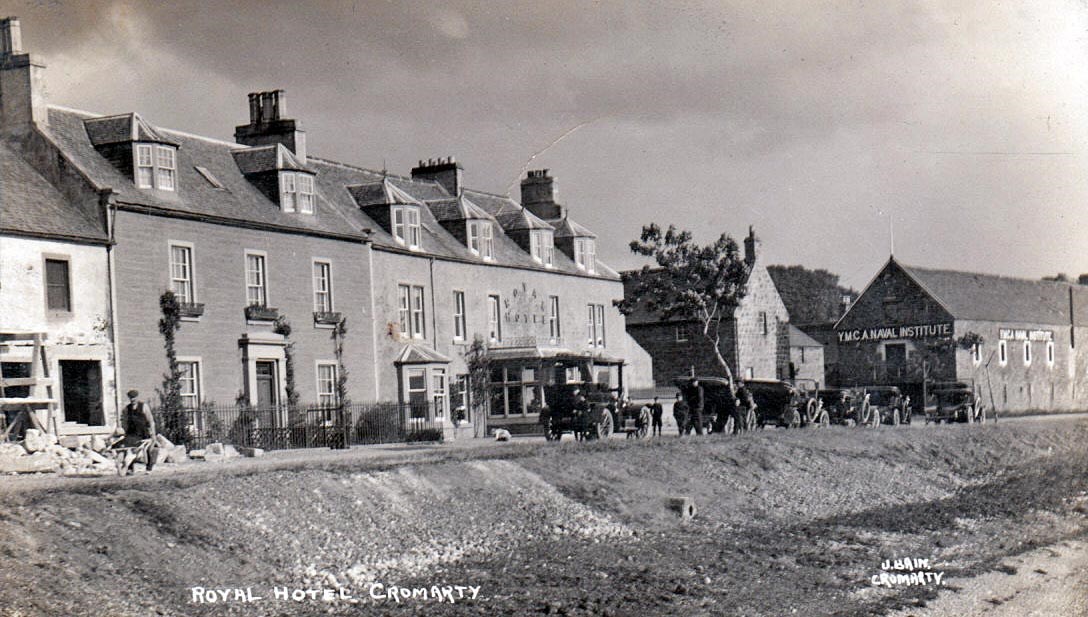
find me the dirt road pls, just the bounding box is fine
[1,415,1086,616]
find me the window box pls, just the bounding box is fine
[313,311,343,326]
[244,304,279,322]
[178,302,205,318]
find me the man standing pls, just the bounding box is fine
[689,379,705,435]
[672,392,689,437]
[649,396,664,437]
[117,389,159,474]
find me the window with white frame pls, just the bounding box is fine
[313,261,332,313]
[169,244,194,303]
[531,230,554,267]
[587,303,605,348]
[1023,341,1032,366]
[392,205,422,249]
[298,174,314,213]
[574,238,597,273]
[178,360,201,409]
[999,340,1008,366]
[406,368,429,418]
[468,220,494,260]
[453,291,467,341]
[279,172,315,214]
[675,325,689,342]
[316,363,337,408]
[1046,341,1055,367]
[398,284,426,339]
[245,253,267,306]
[488,295,502,342]
[134,143,177,191]
[432,368,447,418]
[548,296,561,341]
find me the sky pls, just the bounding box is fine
[7,0,1088,288]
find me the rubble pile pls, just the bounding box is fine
[0,429,189,475]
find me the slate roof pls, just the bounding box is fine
[38,105,616,279]
[552,216,597,238]
[394,344,452,364]
[426,195,494,223]
[788,325,822,348]
[897,259,1088,326]
[465,190,551,231]
[0,140,108,243]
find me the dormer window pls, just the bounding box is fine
[392,205,422,250]
[468,220,494,260]
[574,238,596,274]
[280,171,315,214]
[134,144,177,191]
[530,230,554,267]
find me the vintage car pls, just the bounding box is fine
[539,382,617,441]
[860,386,910,426]
[817,388,860,425]
[673,376,737,433]
[744,378,826,428]
[926,385,987,424]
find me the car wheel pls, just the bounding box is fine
[817,410,830,428]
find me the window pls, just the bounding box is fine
[316,363,337,408]
[407,368,428,418]
[488,295,502,342]
[412,286,426,339]
[587,303,605,348]
[468,220,494,260]
[245,253,267,306]
[453,291,467,341]
[392,205,422,249]
[313,261,332,312]
[972,343,982,366]
[280,172,296,212]
[1046,341,1055,367]
[675,325,689,342]
[488,365,542,417]
[136,144,154,188]
[998,340,1007,366]
[1023,341,1032,367]
[453,374,470,422]
[297,174,314,214]
[531,230,554,267]
[548,296,561,341]
[574,238,597,274]
[800,347,807,363]
[45,258,71,312]
[398,284,425,339]
[178,361,201,410]
[432,368,447,418]
[759,311,769,336]
[134,144,177,191]
[745,367,754,379]
[170,244,194,304]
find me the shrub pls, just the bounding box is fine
[405,428,444,443]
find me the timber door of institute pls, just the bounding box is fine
[885,344,907,379]
[255,361,278,408]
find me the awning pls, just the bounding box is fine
[487,346,624,365]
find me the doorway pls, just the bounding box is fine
[255,360,278,408]
[60,360,104,425]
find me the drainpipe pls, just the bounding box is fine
[367,242,380,402]
[102,190,121,427]
[1070,286,1076,349]
[429,256,438,349]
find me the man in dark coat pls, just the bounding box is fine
[734,383,756,432]
[649,396,664,437]
[689,380,705,435]
[117,389,159,474]
[672,392,689,437]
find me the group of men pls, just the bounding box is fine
[671,379,757,436]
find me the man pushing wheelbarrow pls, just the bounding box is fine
[109,389,160,476]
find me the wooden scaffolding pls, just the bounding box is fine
[0,331,59,440]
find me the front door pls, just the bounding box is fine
[60,360,104,425]
[885,344,907,379]
[255,361,278,408]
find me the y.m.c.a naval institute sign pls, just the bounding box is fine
[836,322,952,343]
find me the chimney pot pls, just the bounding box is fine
[0,17,22,56]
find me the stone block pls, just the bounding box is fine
[22,428,47,453]
[237,446,264,458]
[90,435,108,452]
[189,449,205,460]
[0,451,57,474]
[205,442,224,456]
[59,436,83,449]
[164,445,188,463]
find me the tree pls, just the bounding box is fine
[463,335,491,438]
[330,317,350,449]
[273,316,300,411]
[767,265,857,325]
[618,223,750,389]
[156,290,186,444]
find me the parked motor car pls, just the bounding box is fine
[859,386,910,426]
[744,378,826,428]
[926,385,987,424]
[817,388,860,425]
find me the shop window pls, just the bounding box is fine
[488,365,542,417]
[998,340,1007,366]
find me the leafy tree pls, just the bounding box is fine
[273,316,300,411]
[618,224,749,388]
[767,264,857,325]
[156,290,186,444]
[463,335,491,437]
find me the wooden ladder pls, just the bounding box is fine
[0,331,59,440]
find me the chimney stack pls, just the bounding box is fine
[411,156,463,197]
[744,226,759,266]
[520,169,563,220]
[0,17,47,135]
[234,89,306,162]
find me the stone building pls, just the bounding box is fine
[787,325,825,388]
[835,257,1088,413]
[623,228,790,386]
[0,18,651,437]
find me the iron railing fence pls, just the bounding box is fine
[152,401,441,451]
